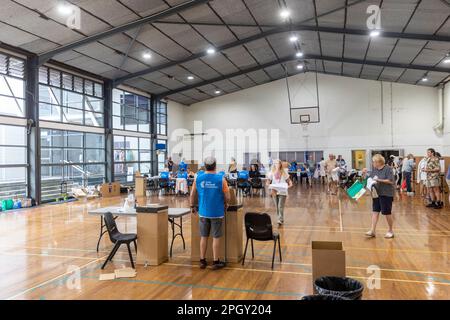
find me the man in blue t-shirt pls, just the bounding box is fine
[190,156,230,270]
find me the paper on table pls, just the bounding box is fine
[268,182,288,194]
[99,273,115,281]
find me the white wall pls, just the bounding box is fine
[168,72,443,169]
[167,100,187,161]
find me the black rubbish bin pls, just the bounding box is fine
[314,276,364,300]
[301,294,350,301]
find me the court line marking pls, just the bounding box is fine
[163,263,450,286]
[0,251,98,261]
[3,249,449,279]
[278,227,450,237]
[277,224,450,233]
[5,255,107,300]
[173,254,450,277]
[279,243,450,255]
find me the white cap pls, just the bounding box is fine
[204,156,216,165]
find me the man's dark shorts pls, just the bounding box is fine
[199,217,223,238]
[372,196,393,215]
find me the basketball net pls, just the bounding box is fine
[300,121,309,133]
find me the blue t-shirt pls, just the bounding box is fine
[238,170,249,180]
[177,171,188,179]
[160,171,170,180]
[179,161,188,171]
[196,173,225,219]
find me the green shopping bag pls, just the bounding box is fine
[347,180,366,200]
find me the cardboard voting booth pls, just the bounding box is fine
[100,182,121,198]
[135,176,147,197]
[311,241,346,293]
[191,196,244,263]
[136,205,169,266]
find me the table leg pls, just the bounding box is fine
[180,216,185,250]
[96,216,104,252]
[169,218,175,258]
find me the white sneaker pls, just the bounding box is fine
[407,192,414,196]
[365,230,376,238]
[384,232,394,239]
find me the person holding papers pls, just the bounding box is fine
[267,159,293,226]
[362,154,396,239]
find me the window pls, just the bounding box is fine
[112,89,150,133]
[0,124,27,200]
[0,53,25,118]
[38,66,104,127]
[157,101,167,136]
[114,135,152,183]
[40,129,105,202]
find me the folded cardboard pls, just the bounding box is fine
[114,268,136,279]
[99,273,116,281]
[311,241,346,293]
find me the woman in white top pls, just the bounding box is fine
[267,159,293,225]
[417,157,428,197]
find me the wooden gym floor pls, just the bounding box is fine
[0,184,448,300]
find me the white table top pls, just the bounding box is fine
[88,206,190,217]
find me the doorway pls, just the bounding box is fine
[352,150,366,170]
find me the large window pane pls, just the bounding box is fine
[0,147,26,165]
[0,95,24,117]
[39,103,61,122]
[38,67,103,127]
[0,124,26,145]
[0,167,26,184]
[86,133,104,149]
[86,149,104,163]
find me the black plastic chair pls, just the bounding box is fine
[237,178,251,196]
[242,212,282,269]
[250,177,265,197]
[101,212,138,270]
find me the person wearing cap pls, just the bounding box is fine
[190,156,230,270]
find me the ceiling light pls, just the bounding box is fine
[206,48,216,55]
[296,52,303,58]
[297,64,304,70]
[57,3,73,15]
[289,35,299,42]
[280,9,291,19]
[421,77,428,82]
[142,52,152,59]
[215,90,221,95]
[187,75,194,80]
[369,30,381,37]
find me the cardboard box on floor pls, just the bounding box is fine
[100,182,121,198]
[311,241,346,293]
